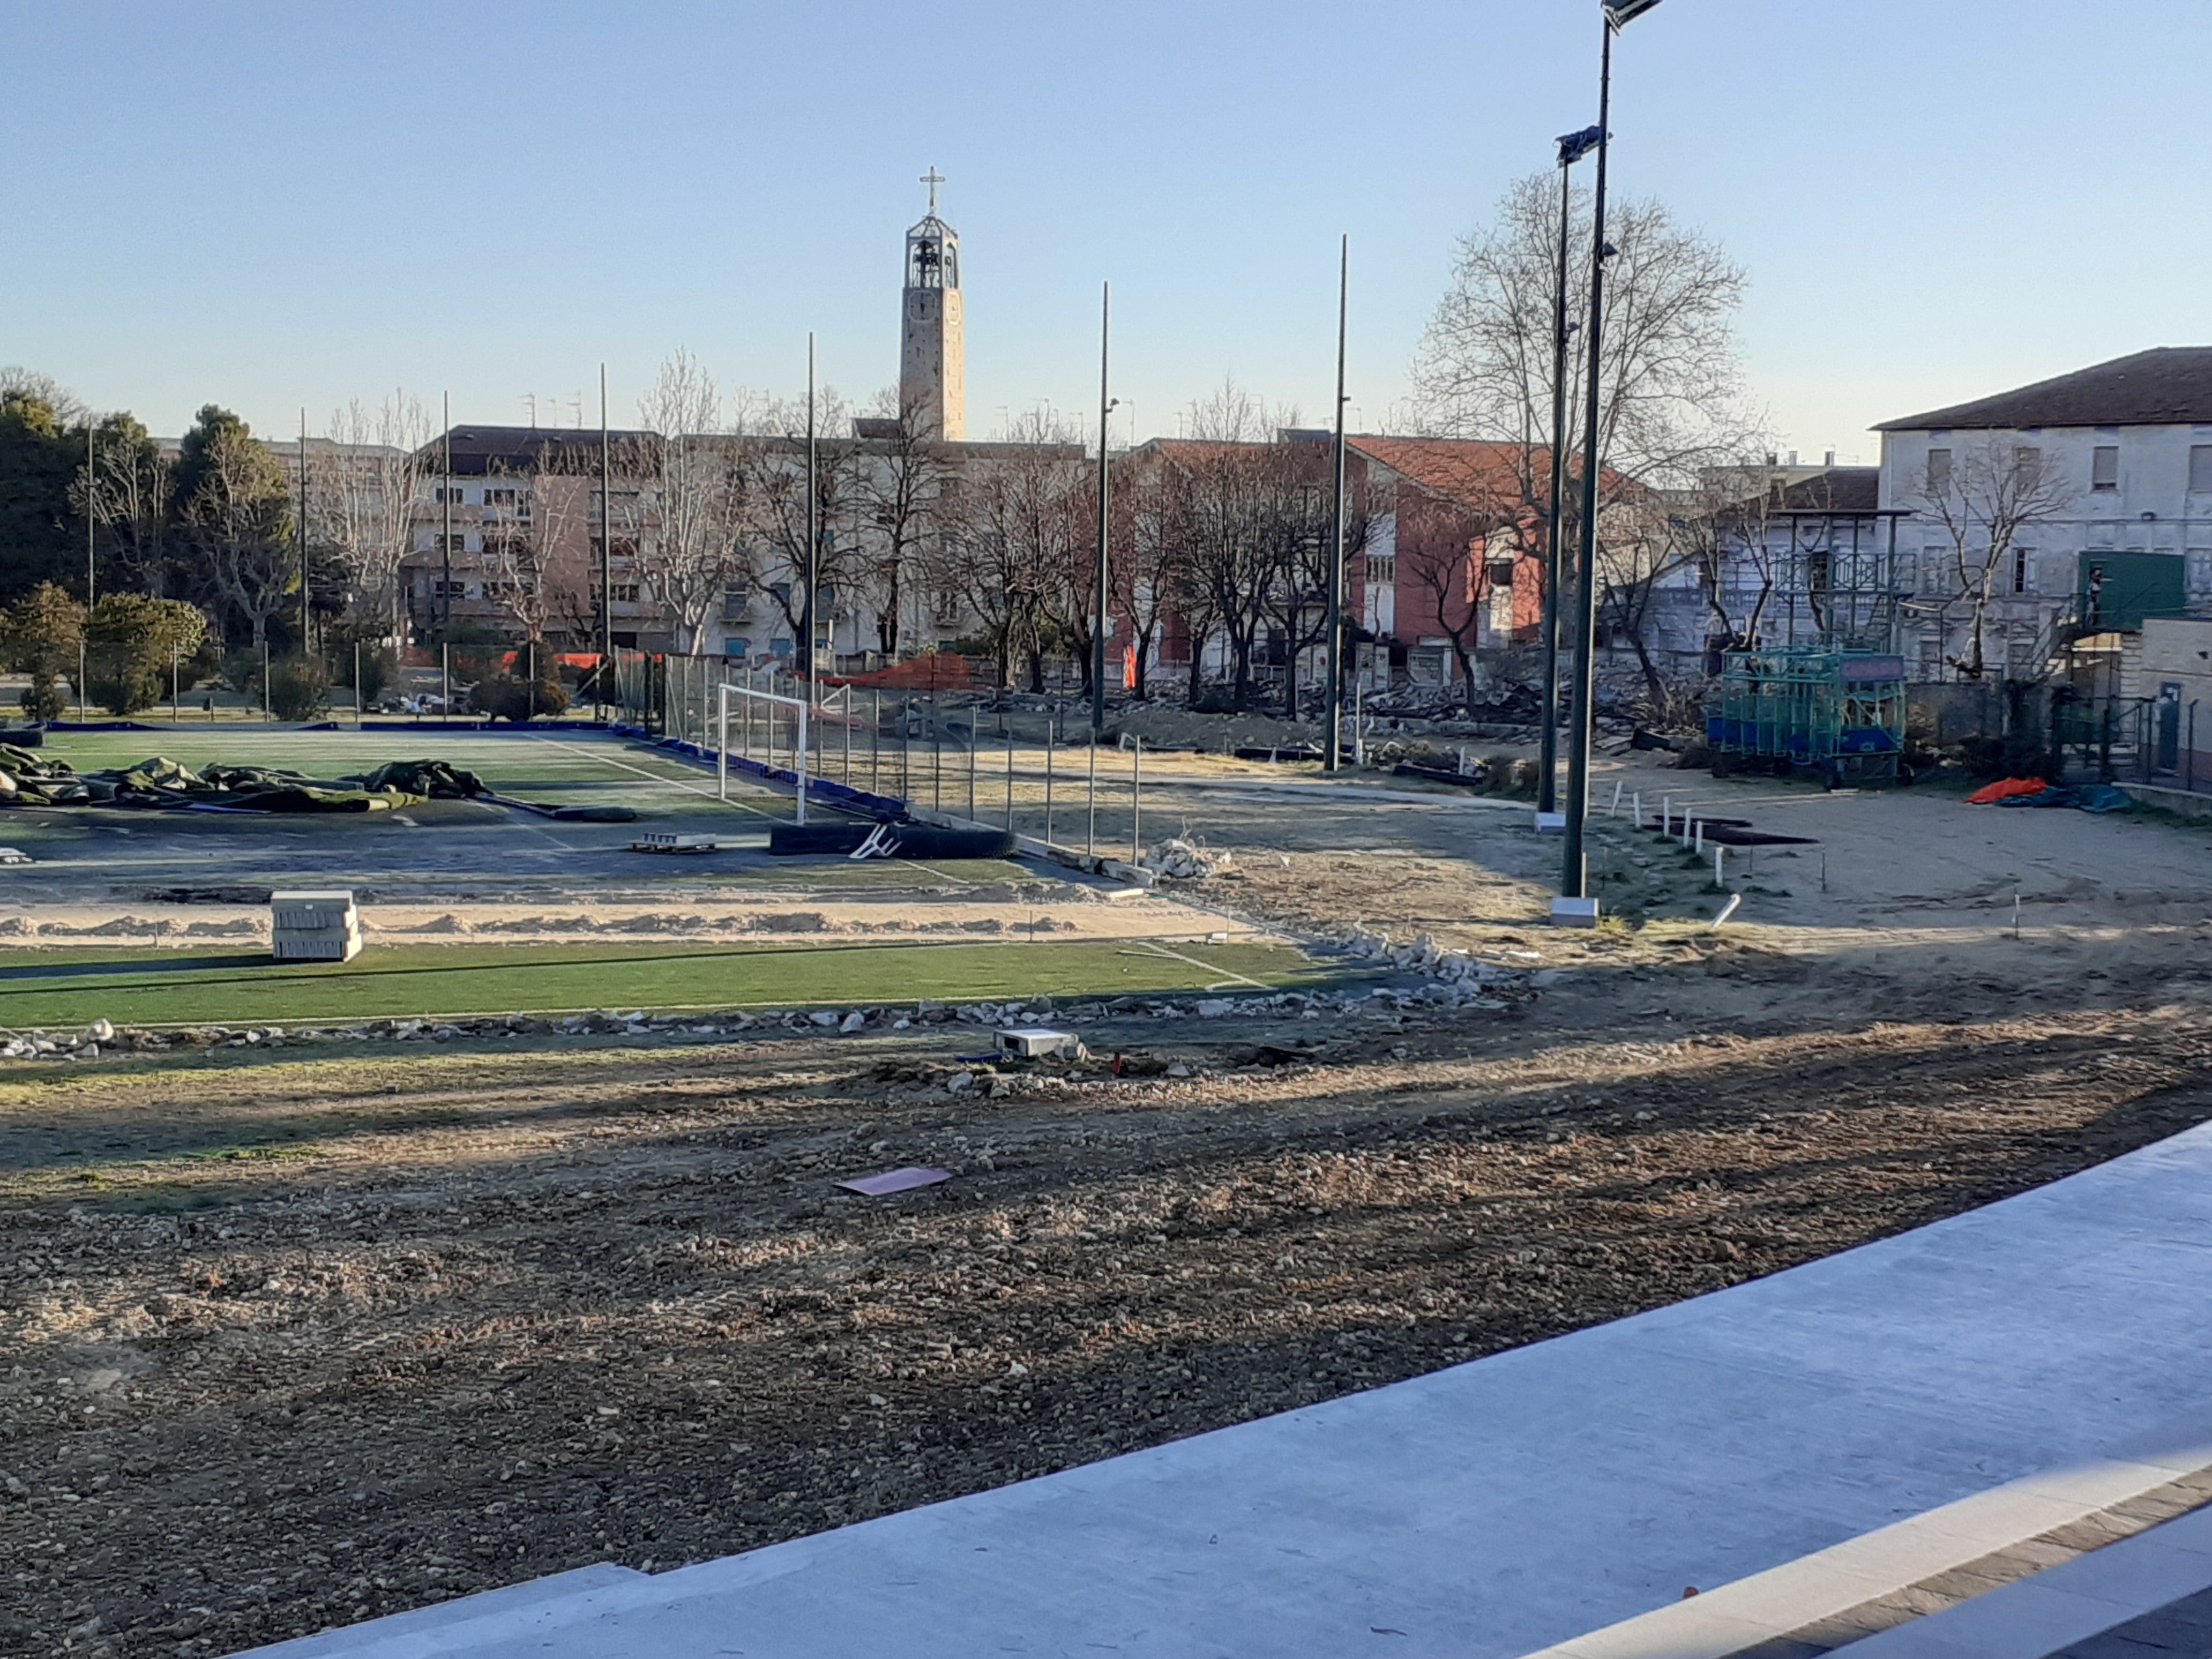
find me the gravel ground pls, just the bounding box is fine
[4,961,2211,1658]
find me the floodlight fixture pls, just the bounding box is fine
[1604,0,1664,30]
[1556,124,1605,166]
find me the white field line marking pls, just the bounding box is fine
[525,734,780,820]
[1125,938,1272,990]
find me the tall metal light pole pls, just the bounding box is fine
[1323,235,1349,774]
[599,365,612,716]
[81,423,94,719]
[297,407,312,654]
[1562,0,1663,910]
[804,331,818,699]
[1540,125,1603,818]
[440,391,453,640]
[1092,282,1113,735]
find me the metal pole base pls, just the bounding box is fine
[1549,896,1601,928]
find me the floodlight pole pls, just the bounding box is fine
[1092,282,1111,736]
[442,392,453,717]
[298,407,311,654]
[1563,14,1620,901]
[83,422,94,719]
[804,332,818,703]
[1324,235,1349,774]
[599,365,612,720]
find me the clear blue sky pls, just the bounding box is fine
[6,0,2208,459]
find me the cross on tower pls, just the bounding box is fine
[921,166,946,216]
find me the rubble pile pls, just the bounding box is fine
[1140,838,1234,880]
[0,958,1540,1063]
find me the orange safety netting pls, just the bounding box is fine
[820,654,975,692]
[1964,777,2049,804]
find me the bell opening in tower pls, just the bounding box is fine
[906,230,957,290]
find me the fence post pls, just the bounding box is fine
[796,696,809,826]
[1131,738,1142,864]
[1045,729,1056,845]
[871,689,880,795]
[717,685,728,802]
[1086,737,1097,855]
[1005,724,1016,829]
[966,726,977,819]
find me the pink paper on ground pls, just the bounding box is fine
[837,1166,954,1195]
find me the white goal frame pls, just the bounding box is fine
[716,681,812,823]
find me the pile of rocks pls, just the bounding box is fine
[0,958,1544,1061]
[1140,838,1234,881]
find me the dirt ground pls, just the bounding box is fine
[8,753,2212,1658]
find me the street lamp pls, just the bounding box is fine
[1558,0,1665,923]
[1538,122,1604,822]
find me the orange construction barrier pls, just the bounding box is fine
[820,654,975,692]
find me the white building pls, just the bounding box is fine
[1874,348,2212,680]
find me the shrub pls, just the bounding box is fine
[266,655,331,721]
[469,671,570,722]
[86,593,206,715]
[1,581,85,721]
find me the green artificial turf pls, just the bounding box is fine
[0,937,1343,1028]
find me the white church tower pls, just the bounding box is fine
[899,167,966,440]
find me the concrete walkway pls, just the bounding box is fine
[241,1121,2212,1659]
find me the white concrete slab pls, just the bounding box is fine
[232,1121,2212,1659]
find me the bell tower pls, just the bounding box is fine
[899,167,965,440]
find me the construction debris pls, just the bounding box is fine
[1140,838,1232,880]
[838,1166,954,1196]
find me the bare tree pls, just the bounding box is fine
[944,409,1088,689]
[1387,470,1519,714]
[1910,439,2076,679]
[180,424,293,649]
[635,350,753,652]
[1110,458,1191,699]
[1163,380,1306,709]
[81,414,173,597]
[857,385,953,659]
[735,388,861,669]
[319,393,431,642]
[1409,172,1760,664]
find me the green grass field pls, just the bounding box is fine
[0,937,1344,1028]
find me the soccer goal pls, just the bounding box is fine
[716,680,814,822]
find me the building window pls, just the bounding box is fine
[2189,445,2212,494]
[1925,449,1952,493]
[436,533,467,555]
[2012,445,2041,480]
[434,485,467,504]
[485,487,519,507]
[2091,446,2118,491]
[722,637,748,658]
[1364,555,1396,586]
[609,584,641,604]
[432,579,467,600]
[2013,547,2032,595]
[721,585,751,620]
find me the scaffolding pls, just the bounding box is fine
[1706,506,1909,783]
